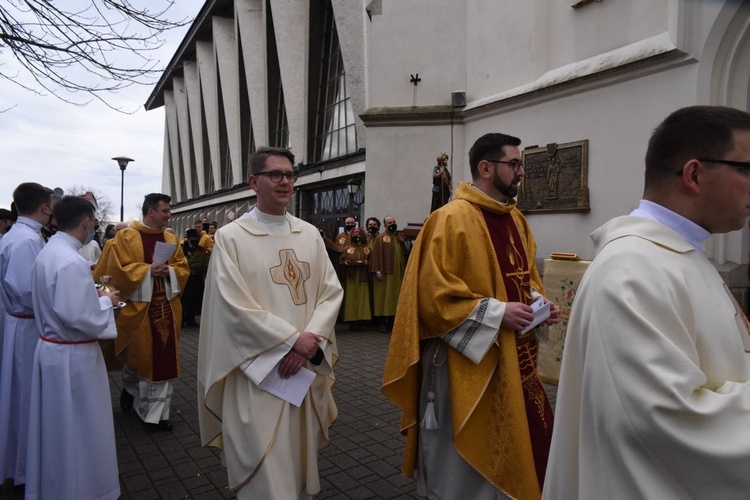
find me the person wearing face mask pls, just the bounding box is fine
[339,228,372,331]
[370,215,408,333]
[324,216,358,290]
[25,196,121,500]
[0,182,56,491]
[365,217,381,325]
[324,216,358,254]
[365,217,380,246]
[180,229,210,327]
[78,198,102,267]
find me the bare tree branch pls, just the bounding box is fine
[0,1,191,112]
[67,185,115,224]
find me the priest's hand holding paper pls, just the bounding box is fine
[278,351,307,378]
[151,262,170,278]
[503,298,561,333]
[543,299,562,325]
[292,331,322,359]
[502,302,534,331]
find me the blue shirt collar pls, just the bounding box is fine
[630,199,710,253]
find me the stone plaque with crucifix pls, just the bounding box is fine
[517,139,590,213]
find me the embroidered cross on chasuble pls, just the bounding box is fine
[271,249,311,305]
[481,209,554,488]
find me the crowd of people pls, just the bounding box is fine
[321,214,410,333]
[2,105,750,499]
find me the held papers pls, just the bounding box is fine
[520,296,552,334]
[259,361,316,407]
[152,241,177,265]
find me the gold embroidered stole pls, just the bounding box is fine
[481,208,554,489]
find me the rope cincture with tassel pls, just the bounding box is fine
[420,343,445,430]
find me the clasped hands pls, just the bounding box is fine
[151,262,170,278]
[501,299,561,332]
[278,331,322,379]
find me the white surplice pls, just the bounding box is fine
[198,208,343,499]
[78,239,102,264]
[25,231,120,500]
[0,216,45,484]
[544,209,750,500]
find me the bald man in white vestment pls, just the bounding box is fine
[544,106,750,499]
[198,147,343,499]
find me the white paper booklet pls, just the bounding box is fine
[259,362,316,407]
[520,296,552,334]
[152,241,176,265]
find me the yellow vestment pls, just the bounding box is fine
[382,182,545,499]
[94,222,189,380]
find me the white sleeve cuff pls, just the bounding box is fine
[240,331,301,385]
[442,298,504,364]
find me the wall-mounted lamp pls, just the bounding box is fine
[346,178,364,207]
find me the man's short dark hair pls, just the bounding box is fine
[54,196,95,231]
[645,106,750,190]
[366,217,380,229]
[468,133,522,179]
[0,208,15,222]
[249,147,295,176]
[12,182,54,216]
[142,193,171,216]
[193,219,203,225]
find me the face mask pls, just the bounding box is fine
[84,230,96,245]
[388,223,397,233]
[352,236,362,243]
[345,225,356,233]
[367,227,378,235]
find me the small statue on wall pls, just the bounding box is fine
[431,153,452,213]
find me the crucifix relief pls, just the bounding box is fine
[410,73,421,107]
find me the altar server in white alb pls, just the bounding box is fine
[198,147,343,499]
[25,195,121,500]
[544,106,750,499]
[0,182,56,488]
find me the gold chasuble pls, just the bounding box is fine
[94,222,189,381]
[382,182,548,499]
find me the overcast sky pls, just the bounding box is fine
[0,2,202,222]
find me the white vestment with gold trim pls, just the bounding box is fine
[545,215,750,499]
[198,209,342,499]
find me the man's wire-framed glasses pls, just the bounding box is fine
[486,159,525,174]
[255,170,299,183]
[675,158,750,176]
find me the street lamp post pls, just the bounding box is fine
[112,156,134,222]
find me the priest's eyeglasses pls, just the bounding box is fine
[255,170,299,182]
[486,159,525,174]
[676,159,750,176]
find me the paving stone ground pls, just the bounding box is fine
[2,323,557,499]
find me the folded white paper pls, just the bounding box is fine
[520,296,552,334]
[259,362,316,407]
[153,241,176,265]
